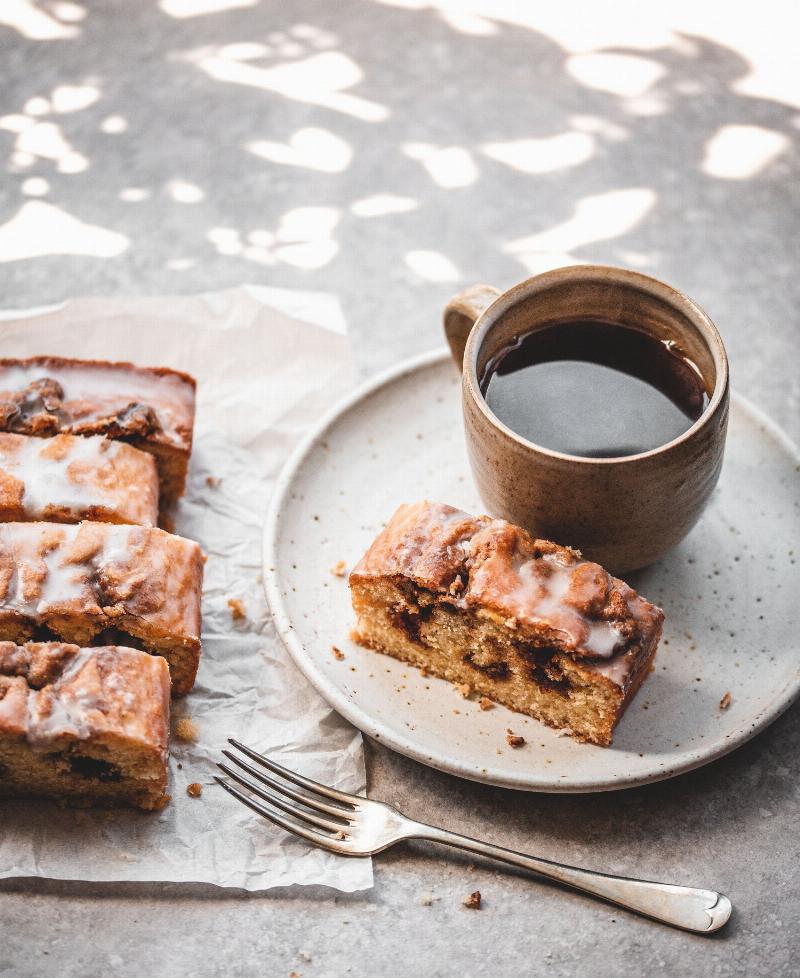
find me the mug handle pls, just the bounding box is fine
[443,284,501,368]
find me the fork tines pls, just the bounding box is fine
[215,739,359,853]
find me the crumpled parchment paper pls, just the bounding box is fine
[0,286,373,893]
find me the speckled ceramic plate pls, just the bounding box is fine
[264,349,800,792]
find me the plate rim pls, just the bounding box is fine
[263,347,800,793]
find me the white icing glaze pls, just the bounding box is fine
[0,361,194,448]
[25,646,98,747]
[508,554,622,659]
[0,522,201,640]
[0,433,156,525]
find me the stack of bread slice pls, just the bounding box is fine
[0,357,204,810]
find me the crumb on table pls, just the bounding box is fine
[478,696,494,711]
[719,691,732,710]
[228,598,246,621]
[330,560,347,577]
[175,717,199,742]
[420,894,437,906]
[506,732,525,748]
[332,645,345,660]
[187,782,203,798]
[463,890,482,910]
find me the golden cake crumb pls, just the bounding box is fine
[457,682,472,699]
[206,475,220,488]
[228,598,246,621]
[332,645,345,660]
[478,697,494,711]
[506,732,525,748]
[333,830,347,840]
[463,890,482,910]
[175,717,199,742]
[419,665,429,677]
[719,691,732,710]
[187,782,202,798]
[331,560,347,577]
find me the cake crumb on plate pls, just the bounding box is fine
[463,890,482,910]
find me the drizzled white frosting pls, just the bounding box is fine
[478,550,624,659]
[0,522,202,640]
[0,433,157,525]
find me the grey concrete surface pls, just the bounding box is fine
[0,2,798,976]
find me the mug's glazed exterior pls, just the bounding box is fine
[444,265,729,574]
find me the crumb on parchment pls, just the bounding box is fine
[720,691,732,710]
[206,476,220,488]
[228,598,246,621]
[506,732,525,748]
[331,560,347,577]
[175,717,199,742]
[187,782,202,798]
[478,697,494,711]
[332,645,345,660]
[463,890,482,910]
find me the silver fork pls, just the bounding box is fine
[216,739,731,934]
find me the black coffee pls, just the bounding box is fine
[480,319,709,458]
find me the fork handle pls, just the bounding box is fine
[408,822,731,933]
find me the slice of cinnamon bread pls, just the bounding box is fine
[0,357,196,501]
[0,642,170,809]
[0,521,204,695]
[350,502,664,746]
[0,432,159,526]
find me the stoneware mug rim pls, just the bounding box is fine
[463,264,729,466]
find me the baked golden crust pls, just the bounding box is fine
[0,521,204,695]
[0,357,196,500]
[0,643,170,809]
[0,432,159,526]
[351,502,663,665]
[350,502,664,745]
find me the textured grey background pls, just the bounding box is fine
[0,2,798,976]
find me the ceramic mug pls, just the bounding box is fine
[443,265,729,574]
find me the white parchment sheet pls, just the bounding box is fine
[0,287,373,892]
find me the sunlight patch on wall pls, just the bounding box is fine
[247,128,352,173]
[160,0,256,16]
[181,46,389,121]
[206,208,341,269]
[50,84,100,114]
[119,187,151,202]
[566,52,665,98]
[701,125,789,180]
[0,0,81,39]
[166,179,205,203]
[21,177,50,197]
[405,249,460,282]
[503,188,656,274]
[14,121,89,173]
[0,201,129,262]
[351,194,418,217]
[403,144,478,188]
[101,115,128,134]
[482,132,595,174]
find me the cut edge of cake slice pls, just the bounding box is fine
[0,642,170,810]
[349,502,664,747]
